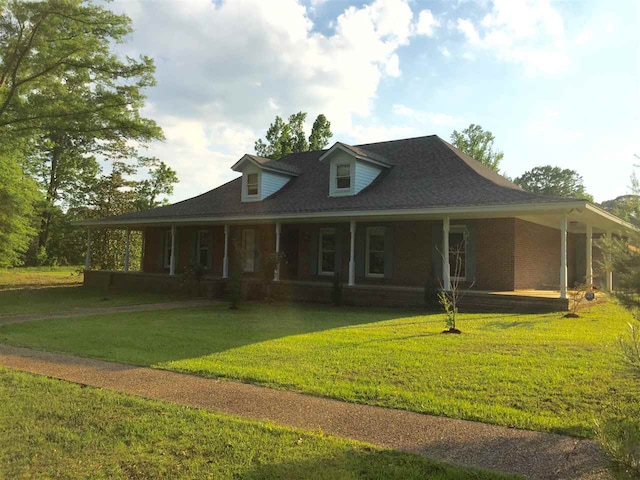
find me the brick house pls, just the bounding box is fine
[80,135,633,311]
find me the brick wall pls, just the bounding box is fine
[514,219,560,290]
[475,218,516,291]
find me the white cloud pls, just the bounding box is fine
[106,0,429,201]
[457,0,569,75]
[392,104,459,126]
[415,9,439,36]
[440,46,451,57]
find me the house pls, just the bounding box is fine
[80,135,634,311]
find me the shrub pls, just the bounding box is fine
[596,416,640,479]
[619,318,640,376]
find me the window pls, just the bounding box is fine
[318,228,336,275]
[246,173,259,196]
[449,226,467,280]
[163,229,172,268]
[242,229,256,272]
[366,227,385,277]
[336,164,351,190]
[197,230,210,269]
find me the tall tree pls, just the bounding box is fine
[0,0,165,262]
[255,112,333,160]
[601,173,640,226]
[514,166,593,201]
[450,124,504,173]
[0,140,40,267]
[308,114,332,151]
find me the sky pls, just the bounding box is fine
[106,0,640,204]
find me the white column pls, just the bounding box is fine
[84,228,92,271]
[223,224,229,278]
[585,224,593,287]
[124,228,131,272]
[442,216,451,290]
[274,222,281,282]
[169,225,176,276]
[560,215,568,299]
[606,231,613,291]
[348,219,356,286]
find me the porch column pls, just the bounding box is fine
[560,215,568,299]
[124,228,131,272]
[442,216,451,290]
[84,228,92,271]
[169,225,176,276]
[606,231,614,291]
[223,224,229,278]
[348,220,356,286]
[585,224,593,287]
[274,222,281,282]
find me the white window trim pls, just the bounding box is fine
[242,228,256,273]
[365,226,385,278]
[242,169,261,202]
[318,227,337,276]
[335,163,351,191]
[329,159,355,197]
[449,225,468,281]
[197,230,210,269]
[163,229,172,268]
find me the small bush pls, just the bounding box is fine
[596,417,640,479]
[619,319,640,376]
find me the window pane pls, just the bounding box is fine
[449,230,466,278]
[247,173,258,196]
[337,177,350,189]
[369,252,384,274]
[322,233,335,251]
[322,252,335,273]
[369,233,385,252]
[199,249,208,267]
[336,164,350,177]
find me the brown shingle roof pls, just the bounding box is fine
[97,135,575,223]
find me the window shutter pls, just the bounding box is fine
[465,224,477,282]
[355,226,366,278]
[431,223,443,280]
[335,226,344,276]
[191,231,197,266]
[255,229,262,273]
[309,227,319,275]
[384,226,393,279]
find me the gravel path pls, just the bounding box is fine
[0,345,609,479]
[0,299,215,324]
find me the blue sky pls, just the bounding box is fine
[108,0,639,203]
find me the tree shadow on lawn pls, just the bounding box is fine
[0,303,419,366]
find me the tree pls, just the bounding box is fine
[0,0,166,263]
[450,124,504,173]
[0,140,40,267]
[601,173,640,226]
[255,112,333,160]
[308,114,332,151]
[514,166,593,201]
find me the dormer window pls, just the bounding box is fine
[336,164,351,190]
[246,173,259,196]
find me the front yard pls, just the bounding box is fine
[1,301,637,437]
[0,368,508,479]
[0,267,182,316]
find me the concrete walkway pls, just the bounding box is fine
[0,299,214,325]
[0,345,609,480]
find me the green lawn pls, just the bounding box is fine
[0,369,511,480]
[1,301,637,437]
[0,265,83,289]
[0,267,183,316]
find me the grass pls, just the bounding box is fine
[0,265,83,289]
[0,368,513,480]
[1,301,638,437]
[0,266,182,316]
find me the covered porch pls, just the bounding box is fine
[80,203,632,312]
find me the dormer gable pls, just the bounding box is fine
[231,154,299,202]
[319,142,392,197]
